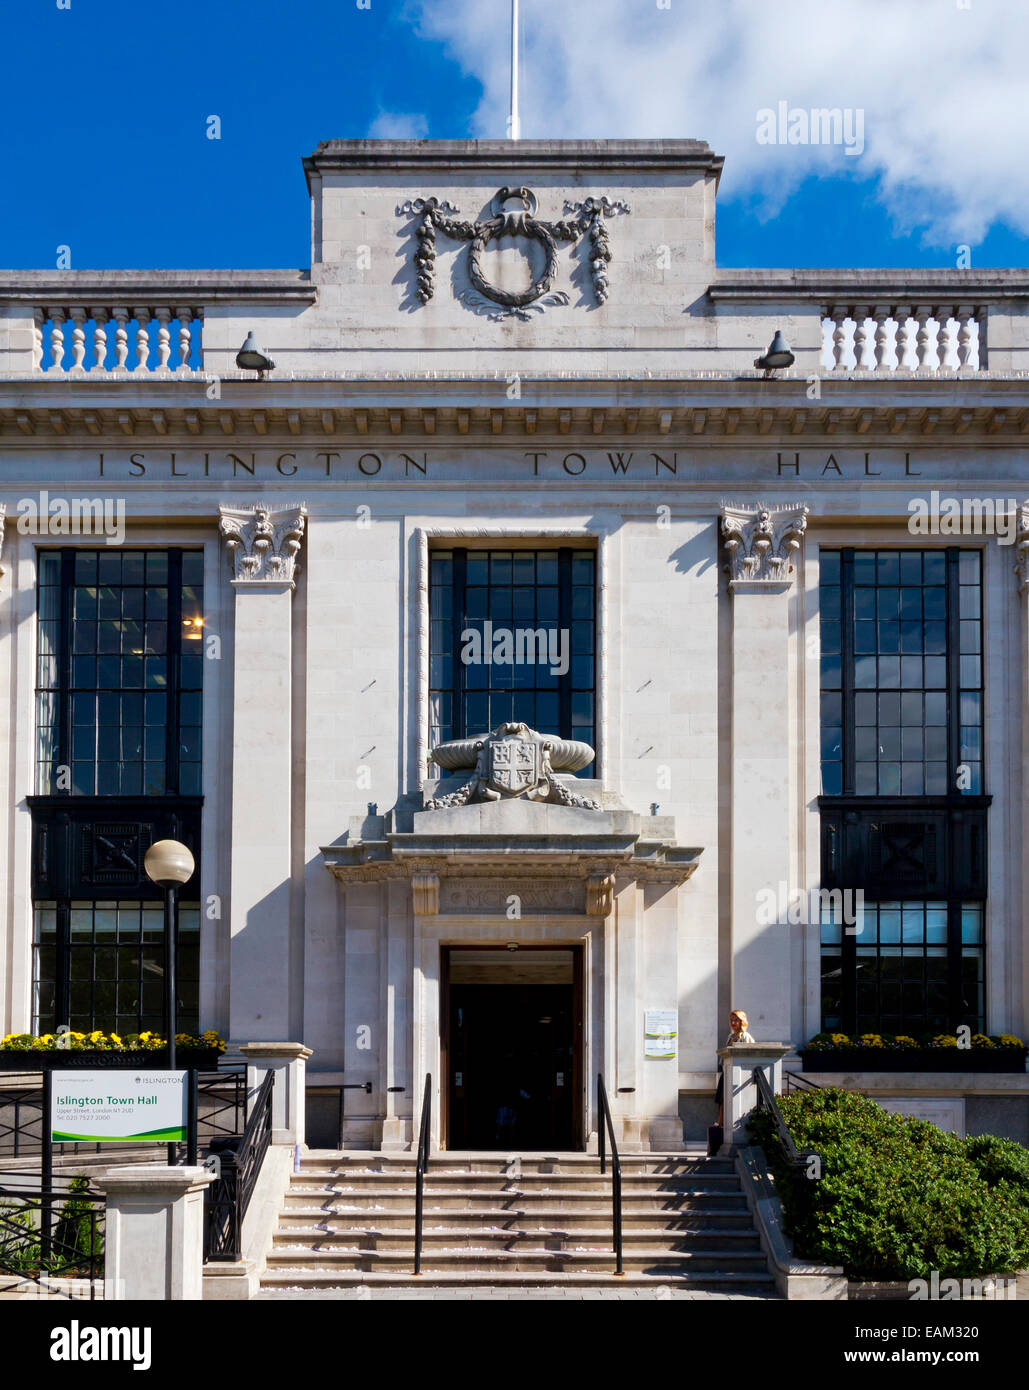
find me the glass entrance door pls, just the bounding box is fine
[442,945,584,1150]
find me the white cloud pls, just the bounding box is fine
[368,110,430,140]
[408,0,1029,247]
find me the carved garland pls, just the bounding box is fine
[397,186,630,319]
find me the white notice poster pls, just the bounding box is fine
[644,1009,678,1060]
[51,1070,188,1143]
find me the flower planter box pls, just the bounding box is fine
[0,1048,222,1072]
[800,1048,1027,1074]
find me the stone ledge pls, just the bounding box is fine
[736,1145,847,1301]
[800,1071,1029,1094]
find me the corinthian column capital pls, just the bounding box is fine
[1016,501,1029,595]
[720,502,809,590]
[218,502,307,587]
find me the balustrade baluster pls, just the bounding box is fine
[872,306,891,372]
[936,306,956,371]
[69,307,87,372]
[91,309,109,372]
[32,309,44,372]
[830,307,847,370]
[894,306,913,370]
[133,307,151,372]
[176,307,194,373]
[156,307,172,370]
[113,309,130,370]
[49,309,66,372]
[956,304,973,369]
[852,305,870,370]
[914,306,933,372]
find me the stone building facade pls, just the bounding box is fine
[0,139,1026,1149]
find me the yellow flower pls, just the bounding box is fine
[110,1033,122,1046]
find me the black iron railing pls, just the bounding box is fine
[306,1081,373,1150]
[784,1071,821,1094]
[0,1175,104,1299]
[203,1071,274,1262]
[597,1074,623,1276]
[752,1067,821,1175]
[413,1073,431,1276]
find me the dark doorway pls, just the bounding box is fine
[442,945,584,1150]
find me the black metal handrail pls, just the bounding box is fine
[784,1070,821,1094]
[413,1073,431,1276]
[597,1074,624,1276]
[203,1070,274,1262]
[752,1067,821,1175]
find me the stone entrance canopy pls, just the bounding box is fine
[320,724,703,1151]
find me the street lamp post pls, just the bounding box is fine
[144,838,195,1164]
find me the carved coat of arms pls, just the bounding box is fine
[428,722,600,810]
[488,734,539,795]
[397,186,630,321]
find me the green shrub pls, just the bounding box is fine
[749,1087,1029,1280]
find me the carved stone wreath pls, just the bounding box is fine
[397,187,630,320]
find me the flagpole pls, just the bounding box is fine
[510,0,520,139]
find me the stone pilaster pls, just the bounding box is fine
[219,503,307,1041]
[721,504,808,1046]
[0,503,6,577]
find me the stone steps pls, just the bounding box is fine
[260,1151,777,1296]
[259,1269,777,1294]
[278,1207,756,1230]
[265,1248,770,1274]
[273,1228,763,1252]
[283,1188,744,1210]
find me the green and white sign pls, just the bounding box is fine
[644,1009,678,1060]
[51,1070,188,1143]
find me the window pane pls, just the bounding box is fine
[429,548,596,764]
[35,550,203,795]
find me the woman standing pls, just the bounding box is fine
[715,1008,754,1126]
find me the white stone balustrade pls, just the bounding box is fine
[822,303,986,373]
[33,305,204,372]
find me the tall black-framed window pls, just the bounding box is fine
[429,547,596,765]
[818,547,988,1036]
[819,548,983,798]
[33,899,201,1037]
[31,547,204,1036]
[36,548,204,796]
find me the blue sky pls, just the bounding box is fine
[1,0,1026,271]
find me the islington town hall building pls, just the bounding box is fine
[0,138,1027,1152]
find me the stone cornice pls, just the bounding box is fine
[710,268,1029,302]
[0,269,316,307]
[321,837,702,885]
[305,138,724,186]
[721,503,809,589]
[219,502,307,587]
[4,389,1029,443]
